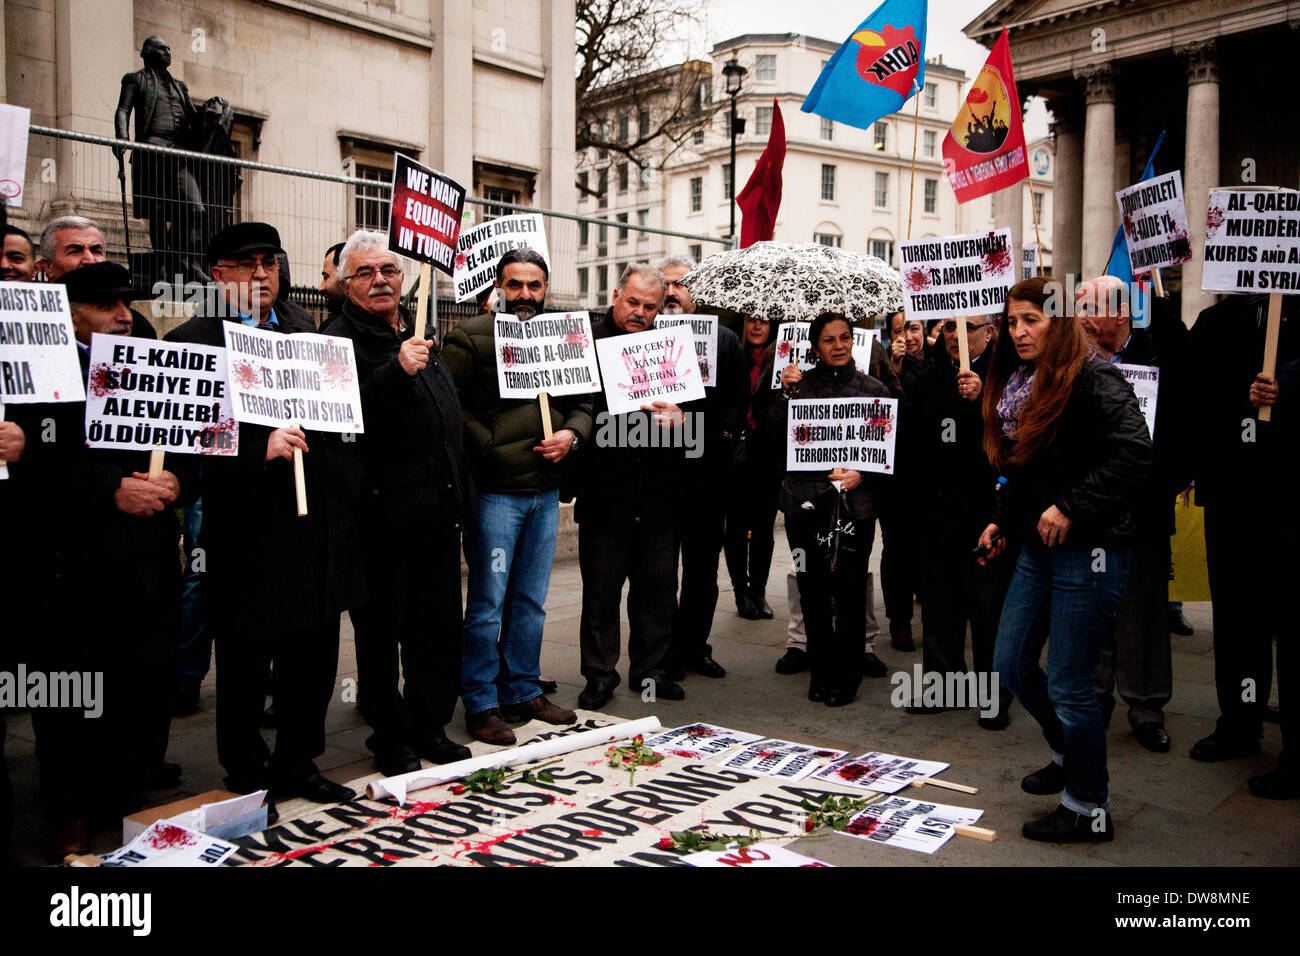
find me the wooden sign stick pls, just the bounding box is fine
[0,402,7,470]
[956,315,971,373]
[147,448,165,479]
[909,776,979,795]
[413,262,432,341]
[1259,293,1282,423]
[538,391,554,440]
[955,824,997,842]
[293,425,308,517]
[1150,267,1166,298]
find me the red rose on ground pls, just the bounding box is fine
[450,785,466,795]
[657,837,676,850]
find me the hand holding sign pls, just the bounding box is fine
[114,475,170,516]
[533,428,575,462]
[828,467,862,492]
[132,468,180,505]
[0,419,24,463]
[266,425,308,462]
[641,400,684,428]
[1249,373,1278,409]
[399,337,433,376]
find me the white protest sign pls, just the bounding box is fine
[85,334,238,456]
[654,314,718,387]
[1116,363,1159,440]
[686,842,833,868]
[452,213,550,302]
[1202,188,1300,293]
[1116,171,1192,275]
[495,311,600,399]
[770,323,879,389]
[99,820,238,867]
[786,396,898,474]
[0,104,31,207]
[223,324,363,433]
[840,797,982,855]
[642,723,763,762]
[811,751,950,794]
[0,282,84,404]
[898,228,1015,322]
[1021,242,1039,279]
[719,738,849,781]
[595,325,704,416]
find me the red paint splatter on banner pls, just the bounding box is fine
[562,332,589,349]
[87,362,114,398]
[384,799,450,822]
[455,252,467,271]
[581,829,605,838]
[144,823,199,850]
[197,414,240,456]
[835,762,871,782]
[810,750,839,759]
[981,242,1012,276]
[1168,229,1192,262]
[499,345,516,368]
[1205,203,1225,238]
[449,827,532,859]
[904,267,930,292]
[232,360,261,390]
[846,816,882,837]
[866,414,894,435]
[699,358,711,380]
[322,361,353,387]
[791,425,812,446]
[665,749,701,759]
[656,353,680,390]
[776,340,791,359]
[756,751,778,760]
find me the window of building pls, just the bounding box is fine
[697,79,712,109]
[483,186,518,219]
[1032,191,1044,222]
[693,127,705,145]
[618,114,629,143]
[755,106,772,136]
[924,178,937,214]
[618,261,630,283]
[598,168,608,209]
[820,117,834,141]
[690,176,703,212]
[638,109,650,137]
[579,220,589,247]
[874,171,889,208]
[873,122,887,151]
[814,233,841,248]
[578,268,589,296]
[723,163,733,200]
[821,164,836,202]
[924,82,937,109]
[617,162,629,192]
[923,129,936,158]
[598,265,608,293]
[343,143,399,232]
[637,209,649,237]
[617,212,629,242]
[689,243,703,262]
[578,170,589,202]
[755,54,776,82]
[870,239,895,265]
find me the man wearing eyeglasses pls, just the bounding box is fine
[165,222,365,812]
[325,231,473,775]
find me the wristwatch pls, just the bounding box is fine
[568,431,582,452]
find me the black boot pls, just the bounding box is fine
[750,589,773,619]
[735,588,761,620]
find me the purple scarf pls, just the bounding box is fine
[997,364,1036,436]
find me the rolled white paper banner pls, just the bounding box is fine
[367,716,664,804]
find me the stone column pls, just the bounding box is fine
[1048,97,1083,280]
[1179,40,1219,326]
[540,0,576,300]
[1076,64,1117,277]
[428,0,473,296]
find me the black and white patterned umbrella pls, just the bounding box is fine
[679,241,903,323]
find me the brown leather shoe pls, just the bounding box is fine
[500,695,576,726]
[47,819,90,863]
[466,708,517,746]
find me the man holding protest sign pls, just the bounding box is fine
[326,231,473,773]
[166,222,364,806]
[443,249,592,745]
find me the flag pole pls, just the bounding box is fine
[1030,176,1044,277]
[907,82,921,240]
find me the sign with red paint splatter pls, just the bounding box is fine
[1116,171,1192,275]
[719,738,848,780]
[1202,187,1300,294]
[452,213,549,302]
[494,311,600,399]
[0,281,83,404]
[840,796,982,855]
[897,228,1014,323]
[642,722,762,761]
[85,334,238,456]
[654,315,718,387]
[99,819,238,867]
[595,325,704,416]
[769,322,879,389]
[686,841,834,867]
[786,396,898,474]
[222,324,364,433]
[811,751,948,794]
[387,153,466,274]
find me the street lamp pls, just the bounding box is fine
[722,58,746,245]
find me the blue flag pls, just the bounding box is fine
[801,0,928,131]
[1104,130,1166,326]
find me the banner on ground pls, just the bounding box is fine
[453,213,549,302]
[595,325,705,415]
[223,324,364,433]
[654,315,719,387]
[387,153,467,275]
[643,723,763,761]
[495,312,600,399]
[941,28,1027,204]
[719,738,849,781]
[0,282,84,404]
[1021,242,1039,279]
[1115,171,1192,275]
[1115,363,1158,440]
[840,797,982,854]
[812,751,949,793]
[687,841,833,867]
[898,228,1014,322]
[1202,187,1300,293]
[770,323,880,388]
[786,396,898,474]
[85,334,238,455]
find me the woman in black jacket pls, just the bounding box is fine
[775,312,892,707]
[977,276,1152,843]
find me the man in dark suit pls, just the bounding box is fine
[166,222,364,807]
[325,230,473,775]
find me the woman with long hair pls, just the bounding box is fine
[976,276,1152,842]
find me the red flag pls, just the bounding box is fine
[736,100,786,247]
[941,28,1027,204]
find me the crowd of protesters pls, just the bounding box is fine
[0,210,1294,865]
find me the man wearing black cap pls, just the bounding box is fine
[166,222,364,807]
[12,261,185,859]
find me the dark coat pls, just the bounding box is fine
[915,348,995,539]
[737,338,783,472]
[773,359,891,522]
[164,305,365,634]
[990,357,1153,547]
[678,318,747,481]
[325,299,472,529]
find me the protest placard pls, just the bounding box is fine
[1202,188,1300,294]
[85,334,238,456]
[654,314,718,386]
[1116,171,1192,276]
[452,213,549,302]
[99,820,238,868]
[1021,242,1039,279]
[840,796,983,854]
[223,324,364,434]
[786,396,898,474]
[1116,363,1158,440]
[494,311,600,399]
[770,323,879,389]
[686,842,833,868]
[595,325,705,416]
[898,228,1015,322]
[642,723,763,762]
[0,104,31,207]
[388,153,466,275]
[719,738,849,781]
[811,751,950,794]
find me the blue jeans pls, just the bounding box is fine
[993,539,1131,813]
[175,499,210,680]
[460,490,559,716]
